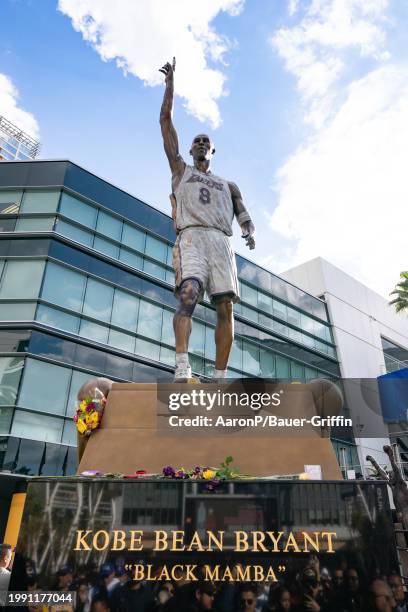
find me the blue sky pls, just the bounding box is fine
[1,0,408,299]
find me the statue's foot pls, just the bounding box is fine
[174,364,200,384]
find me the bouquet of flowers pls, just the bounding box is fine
[74,389,107,436]
[162,456,249,490]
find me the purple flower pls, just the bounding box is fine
[206,478,221,491]
[163,466,175,478]
[193,466,202,475]
[175,469,186,479]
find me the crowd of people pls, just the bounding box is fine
[4,552,408,612]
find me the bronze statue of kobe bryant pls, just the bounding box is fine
[159,57,255,382]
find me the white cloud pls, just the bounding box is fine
[267,64,408,297]
[0,73,39,138]
[267,0,408,297]
[271,0,389,126]
[58,0,244,128]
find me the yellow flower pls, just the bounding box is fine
[299,472,310,480]
[80,400,88,411]
[86,411,99,428]
[77,419,87,434]
[203,469,216,480]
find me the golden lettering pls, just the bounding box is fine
[322,532,337,553]
[154,531,168,551]
[235,531,249,552]
[129,531,143,551]
[252,531,268,552]
[171,531,186,552]
[302,532,320,553]
[266,531,284,552]
[74,530,91,551]
[187,532,204,552]
[93,530,109,551]
[284,532,300,553]
[204,565,220,581]
[207,531,224,551]
[112,530,126,551]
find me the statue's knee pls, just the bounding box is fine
[217,299,233,322]
[177,279,201,317]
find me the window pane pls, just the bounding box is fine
[0,302,36,320]
[79,320,109,344]
[258,291,273,314]
[276,355,290,378]
[161,308,174,346]
[166,269,175,286]
[273,299,287,321]
[19,358,71,415]
[36,304,79,334]
[145,234,167,263]
[287,307,301,327]
[93,236,119,259]
[119,247,143,269]
[82,278,114,323]
[13,438,44,474]
[135,338,160,361]
[108,329,135,353]
[260,349,275,377]
[241,283,257,306]
[62,418,77,445]
[42,262,86,312]
[190,321,205,356]
[96,211,122,241]
[143,259,166,280]
[166,245,173,266]
[230,338,243,371]
[15,217,55,232]
[56,220,93,246]
[11,409,63,443]
[291,362,305,379]
[122,224,145,252]
[305,366,318,380]
[0,260,44,299]
[241,305,258,323]
[0,218,16,232]
[111,289,139,331]
[0,190,22,213]
[21,190,60,213]
[0,356,24,405]
[242,341,260,376]
[301,313,315,334]
[60,192,97,228]
[205,326,216,361]
[0,406,13,434]
[160,346,175,366]
[137,300,163,340]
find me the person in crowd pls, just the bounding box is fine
[153,580,175,611]
[388,572,408,612]
[366,579,396,612]
[239,584,258,611]
[116,574,154,612]
[0,543,12,594]
[262,585,292,611]
[186,581,217,612]
[56,565,74,592]
[292,568,325,612]
[76,580,91,612]
[90,597,111,612]
[343,568,364,612]
[332,569,344,591]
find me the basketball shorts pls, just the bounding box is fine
[173,227,240,304]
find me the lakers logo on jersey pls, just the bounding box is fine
[175,165,234,236]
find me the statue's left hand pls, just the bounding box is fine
[241,220,255,250]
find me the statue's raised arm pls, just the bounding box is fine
[159,58,185,189]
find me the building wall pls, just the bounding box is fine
[282,257,408,475]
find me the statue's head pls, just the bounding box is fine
[190,134,215,163]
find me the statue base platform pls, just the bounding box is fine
[78,383,343,479]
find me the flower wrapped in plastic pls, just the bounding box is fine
[74,388,107,437]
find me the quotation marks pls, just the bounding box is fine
[278,565,286,572]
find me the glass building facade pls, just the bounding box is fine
[0,160,353,478]
[0,116,40,162]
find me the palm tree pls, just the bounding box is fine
[390,271,408,313]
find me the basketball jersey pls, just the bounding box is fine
[174,164,234,236]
